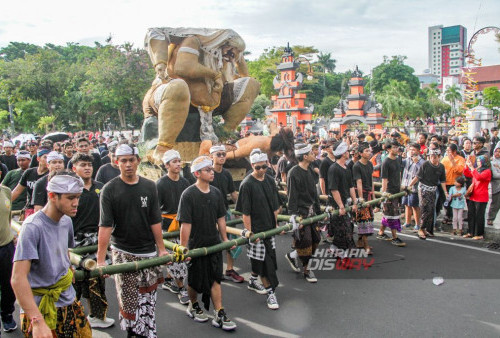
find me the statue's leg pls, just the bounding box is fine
[152,79,190,163]
[222,77,260,132]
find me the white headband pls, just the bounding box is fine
[47,151,64,163]
[209,145,226,154]
[3,141,13,148]
[115,144,139,156]
[333,142,348,156]
[294,144,312,156]
[47,175,84,194]
[428,149,441,156]
[191,156,213,173]
[250,149,268,164]
[16,151,31,160]
[162,150,181,164]
[108,140,118,148]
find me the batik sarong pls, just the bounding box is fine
[293,206,321,266]
[355,191,374,235]
[418,183,438,233]
[381,198,402,231]
[112,250,164,338]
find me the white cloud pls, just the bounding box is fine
[1,0,499,73]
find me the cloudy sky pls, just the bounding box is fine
[1,0,499,74]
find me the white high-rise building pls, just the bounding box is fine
[428,25,467,84]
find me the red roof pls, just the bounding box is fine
[460,64,500,90]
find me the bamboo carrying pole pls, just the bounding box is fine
[74,190,407,281]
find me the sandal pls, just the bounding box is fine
[425,231,435,238]
[462,233,472,238]
[472,236,484,240]
[487,220,494,226]
[418,231,426,240]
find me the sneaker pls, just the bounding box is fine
[2,317,17,332]
[376,233,391,240]
[186,301,209,322]
[266,293,279,310]
[225,270,244,283]
[285,252,301,273]
[212,309,237,331]
[403,223,412,229]
[391,237,406,247]
[304,270,317,283]
[162,279,180,294]
[413,225,420,232]
[178,287,190,305]
[86,315,115,328]
[248,279,267,295]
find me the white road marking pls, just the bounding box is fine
[235,317,300,338]
[374,227,500,256]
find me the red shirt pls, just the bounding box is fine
[464,167,492,203]
[420,144,427,155]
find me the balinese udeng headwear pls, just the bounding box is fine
[46,151,64,163]
[47,175,84,194]
[191,156,213,173]
[428,149,441,156]
[162,150,181,164]
[294,143,312,156]
[37,148,51,157]
[3,141,13,148]
[209,145,226,154]
[115,144,139,157]
[250,148,268,164]
[333,142,348,156]
[16,151,31,160]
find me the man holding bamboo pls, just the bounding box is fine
[178,155,237,331]
[97,143,167,338]
[236,148,281,310]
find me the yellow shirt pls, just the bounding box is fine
[0,186,13,246]
[441,155,465,186]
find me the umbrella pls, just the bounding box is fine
[12,133,36,144]
[42,132,70,142]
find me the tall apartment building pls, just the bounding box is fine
[428,25,467,84]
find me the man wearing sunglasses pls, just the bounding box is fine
[472,136,488,157]
[209,145,244,283]
[236,148,281,310]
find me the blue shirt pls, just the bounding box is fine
[449,186,466,209]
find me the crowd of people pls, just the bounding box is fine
[0,123,499,337]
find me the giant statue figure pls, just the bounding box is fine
[141,28,260,163]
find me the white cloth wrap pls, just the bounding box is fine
[294,144,312,156]
[191,157,213,173]
[250,150,268,164]
[16,152,31,160]
[333,142,348,156]
[47,151,64,163]
[116,144,139,156]
[162,150,181,164]
[209,145,226,154]
[199,109,218,143]
[47,175,84,194]
[3,141,13,148]
[178,47,200,56]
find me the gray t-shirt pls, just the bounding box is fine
[14,211,76,308]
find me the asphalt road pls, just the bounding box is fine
[8,228,500,338]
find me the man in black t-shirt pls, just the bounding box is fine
[319,139,335,195]
[178,156,236,330]
[11,147,50,218]
[236,148,280,310]
[209,145,244,283]
[67,138,102,178]
[97,143,166,338]
[156,150,190,304]
[32,151,65,212]
[328,141,357,250]
[378,141,406,247]
[62,143,74,167]
[0,141,18,170]
[95,144,120,185]
[70,153,114,329]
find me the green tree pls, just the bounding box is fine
[483,86,500,110]
[371,55,420,98]
[316,95,340,116]
[377,80,420,122]
[38,115,56,133]
[249,94,271,120]
[444,85,462,115]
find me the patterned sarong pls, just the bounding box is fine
[293,206,321,266]
[381,198,402,231]
[21,300,91,337]
[355,191,374,235]
[418,183,438,232]
[112,250,164,338]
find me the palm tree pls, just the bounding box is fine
[444,85,462,115]
[316,52,336,93]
